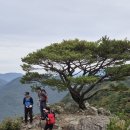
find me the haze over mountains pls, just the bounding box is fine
[0,73,67,121]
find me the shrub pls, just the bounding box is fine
[107,116,130,130]
[0,118,21,130]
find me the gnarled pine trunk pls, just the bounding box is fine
[69,88,86,110]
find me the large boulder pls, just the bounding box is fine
[84,106,98,116]
[63,115,110,130]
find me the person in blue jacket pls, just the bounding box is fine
[23,92,33,124]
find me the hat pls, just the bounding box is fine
[25,92,29,95]
[45,107,50,111]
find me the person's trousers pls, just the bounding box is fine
[40,101,46,118]
[24,107,33,123]
[44,124,53,130]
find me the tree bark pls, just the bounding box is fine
[78,100,86,110]
[69,88,86,110]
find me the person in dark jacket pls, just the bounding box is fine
[23,92,33,124]
[36,87,48,119]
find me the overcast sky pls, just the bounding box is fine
[0,0,130,73]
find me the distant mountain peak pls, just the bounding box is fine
[0,72,23,82]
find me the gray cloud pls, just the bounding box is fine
[0,0,130,73]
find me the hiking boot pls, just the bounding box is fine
[28,124,32,129]
[23,123,28,128]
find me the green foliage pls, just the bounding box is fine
[106,65,130,81]
[89,81,130,114]
[69,76,99,85]
[109,83,129,92]
[0,118,21,130]
[107,116,130,130]
[107,113,130,130]
[22,39,95,63]
[43,78,68,91]
[98,36,130,59]
[20,72,42,83]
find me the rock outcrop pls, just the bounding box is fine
[62,115,110,130]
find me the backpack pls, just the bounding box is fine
[47,113,55,124]
[25,98,31,108]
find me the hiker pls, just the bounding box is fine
[36,87,48,119]
[43,107,55,130]
[23,92,33,124]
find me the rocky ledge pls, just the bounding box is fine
[21,102,110,130]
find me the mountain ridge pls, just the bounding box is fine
[0,72,23,82]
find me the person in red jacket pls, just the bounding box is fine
[43,107,55,130]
